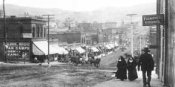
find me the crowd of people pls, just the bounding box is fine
[115,47,154,87]
[68,45,117,67]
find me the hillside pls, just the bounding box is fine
[0,3,156,22]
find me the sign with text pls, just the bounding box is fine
[22,33,32,38]
[149,45,158,49]
[142,14,164,26]
[6,42,30,60]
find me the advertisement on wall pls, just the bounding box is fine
[6,42,30,61]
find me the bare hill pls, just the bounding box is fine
[0,3,156,22]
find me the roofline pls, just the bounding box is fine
[0,16,47,22]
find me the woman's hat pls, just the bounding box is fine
[142,47,150,52]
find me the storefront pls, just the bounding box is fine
[0,17,47,63]
[32,41,69,62]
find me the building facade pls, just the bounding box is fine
[50,31,81,44]
[158,0,175,87]
[0,16,47,62]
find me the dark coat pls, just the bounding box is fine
[138,53,154,71]
[127,57,138,81]
[116,57,127,80]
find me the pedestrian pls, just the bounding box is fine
[124,53,130,62]
[115,56,127,81]
[127,55,138,81]
[34,56,39,63]
[138,47,154,87]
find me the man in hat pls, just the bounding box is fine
[138,47,154,87]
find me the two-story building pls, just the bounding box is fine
[0,16,48,62]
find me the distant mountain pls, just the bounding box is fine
[0,3,156,22]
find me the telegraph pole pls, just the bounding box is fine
[164,0,169,86]
[42,15,54,64]
[126,14,137,57]
[3,0,7,62]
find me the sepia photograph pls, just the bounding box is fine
[0,0,174,87]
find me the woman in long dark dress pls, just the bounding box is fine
[127,55,138,81]
[116,56,127,81]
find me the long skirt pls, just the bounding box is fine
[115,68,127,80]
[128,68,138,81]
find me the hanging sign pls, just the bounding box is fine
[142,14,164,26]
[22,33,32,38]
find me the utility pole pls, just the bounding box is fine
[42,15,54,64]
[126,14,137,57]
[164,0,169,86]
[3,0,7,62]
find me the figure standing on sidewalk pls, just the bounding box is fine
[138,47,154,87]
[115,56,127,81]
[127,55,138,81]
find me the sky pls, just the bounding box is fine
[1,0,156,11]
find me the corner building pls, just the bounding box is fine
[0,16,47,62]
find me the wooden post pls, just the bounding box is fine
[43,15,54,64]
[164,0,169,86]
[3,0,7,63]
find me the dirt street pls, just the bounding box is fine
[0,63,116,87]
[0,49,125,87]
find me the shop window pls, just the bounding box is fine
[32,24,37,38]
[43,27,46,38]
[20,26,23,33]
[37,25,40,37]
[32,27,36,37]
[40,25,43,38]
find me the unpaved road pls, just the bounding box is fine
[0,64,114,87]
[0,49,125,87]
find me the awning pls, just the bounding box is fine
[74,47,85,54]
[109,44,115,48]
[59,47,69,54]
[33,43,45,55]
[91,47,99,52]
[50,45,62,54]
[51,44,68,54]
[105,45,111,49]
[33,41,68,55]
[33,41,49,55]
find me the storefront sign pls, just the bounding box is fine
[6,42,30,59]
[22,33,32,38]
[142,14,164,26]
[149,45,158,49]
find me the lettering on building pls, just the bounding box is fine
[142,14,164,26]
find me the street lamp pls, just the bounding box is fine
[126,14,137,57]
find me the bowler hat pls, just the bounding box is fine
[142,47,150,52]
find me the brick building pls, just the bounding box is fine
[0,16,47,62]
[49,31,81,44]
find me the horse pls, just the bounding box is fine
[70,56,81,66]
[89,58,101,68]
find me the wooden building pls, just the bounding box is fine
[158,0,175,87]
